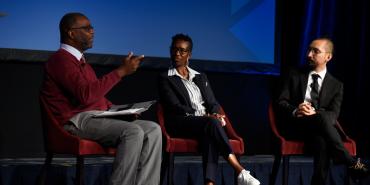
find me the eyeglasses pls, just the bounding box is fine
[70,25,94,32]
[171,47,190,55]
[307,47,330,55]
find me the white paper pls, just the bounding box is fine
[93,108,146,118]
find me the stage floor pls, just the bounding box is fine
[0,155,368,185]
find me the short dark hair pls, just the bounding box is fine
[59,12,86,42]
[171,33,193,52]
[314,37,334,53]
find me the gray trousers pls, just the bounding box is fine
[65,117,162,185]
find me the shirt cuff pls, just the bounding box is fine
[292,108,297,117]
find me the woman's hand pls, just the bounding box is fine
[208,113,227,126]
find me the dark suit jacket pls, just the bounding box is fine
[277,68,343,124]
[158,70,220,119]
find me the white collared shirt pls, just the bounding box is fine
[304,68,327,103]
[168,66,206,116]
[60,43,84,61]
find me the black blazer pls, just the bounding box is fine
[277,68,343,121]
[158,70,220,119]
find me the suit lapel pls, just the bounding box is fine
[168,76,192,105]
[319,73,332,107]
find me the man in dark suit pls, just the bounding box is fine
[158,33,260,185]
[277,37,367,185]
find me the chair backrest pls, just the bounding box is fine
[39,95,82,154]
[39,95,116,155]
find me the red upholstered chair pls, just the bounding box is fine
[157,104,244,185]
[38,96,116,185]
[268,102,356,185]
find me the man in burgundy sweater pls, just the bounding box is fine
[40,12,162,185]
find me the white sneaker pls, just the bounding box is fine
[237,169,260,185]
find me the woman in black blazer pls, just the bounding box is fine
[158,33,260,185]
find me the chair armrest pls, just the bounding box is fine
[335,121,351,141]
[223,116,243,140]
[158,118,171,141]
[156,104,173,151]
[218,107,243,140]
[335,121,357,156]
[268,102,287,143]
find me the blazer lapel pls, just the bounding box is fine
[193,75,206,97]
[168,76,192,105]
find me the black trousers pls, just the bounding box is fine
[284,112,354,185]
[166,116,233,183]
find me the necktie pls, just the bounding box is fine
[310,74,320,109]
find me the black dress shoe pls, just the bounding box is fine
[349,158,369,178]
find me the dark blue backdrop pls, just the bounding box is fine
[0,0,275,64]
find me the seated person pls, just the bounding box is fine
[276,37,368,185]
[158,33,260,185]
[41,12,162,185]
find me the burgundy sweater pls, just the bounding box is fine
[40,49,121,126]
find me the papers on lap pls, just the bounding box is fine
[93,108,145,117]
[93,100,156,118]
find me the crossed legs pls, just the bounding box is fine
[289,112,354,185]
[168,116,256,185]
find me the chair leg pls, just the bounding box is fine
[168,153,174,185]
[270,154,281,185]
[160,152,169,185]
[76,156,84,185]
[347,168,359,185]
[282,156,290,185]
[234,155,241,185]
[160,152,174,185]
[37,152,53,185]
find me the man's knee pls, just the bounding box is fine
[316,112,336,126]
[121,124,145,141]
[147,121,162,138]
[136,120,162,140]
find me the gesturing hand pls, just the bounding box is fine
[117,52,145,77]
